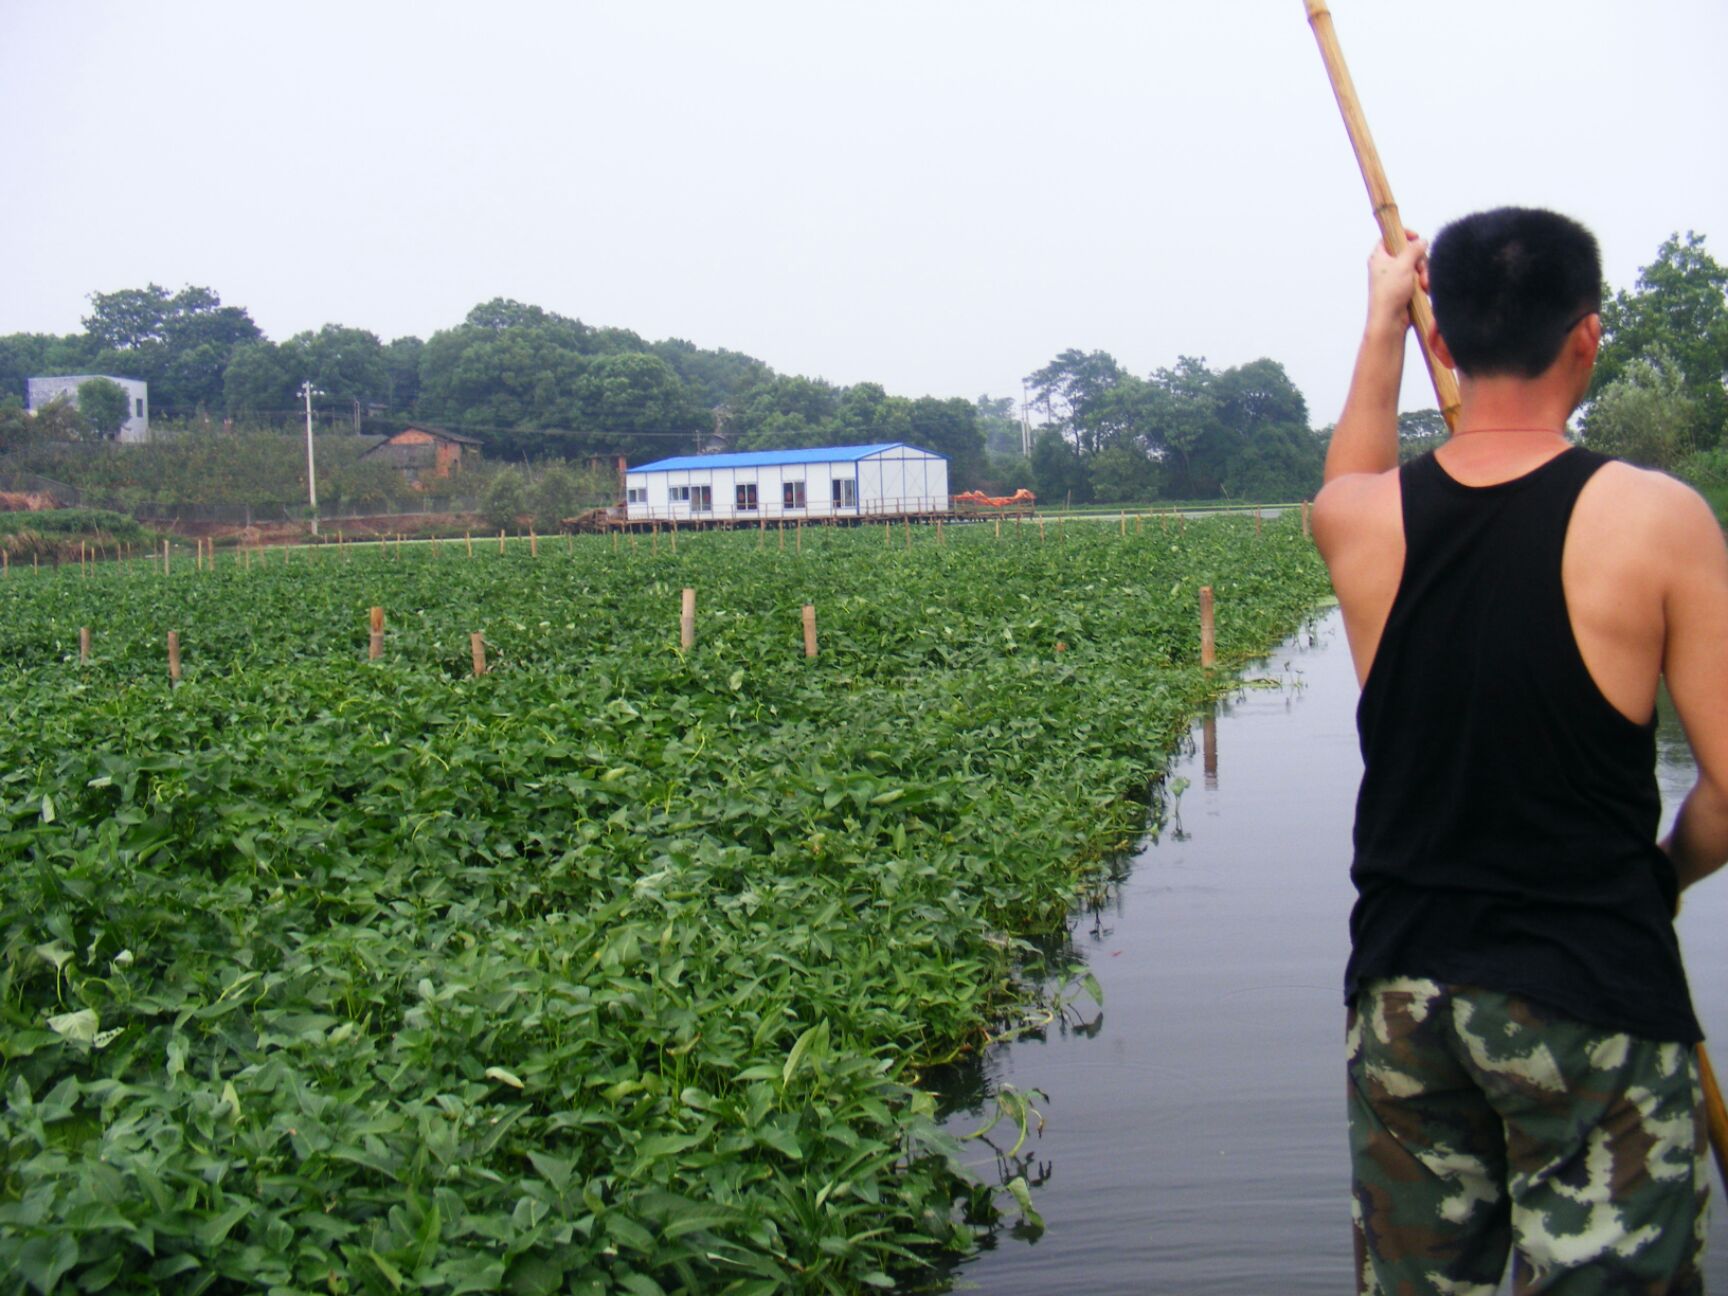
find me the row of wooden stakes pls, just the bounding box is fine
[74,582,1221,686]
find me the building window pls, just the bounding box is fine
[134,398,144,418]
[736,483,759,511]
[691,484,712,512]
[783,480,806,509]
[832,477,857,508]
[627,487,647,505]
[670,485,690,502]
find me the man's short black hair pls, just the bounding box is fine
[1428,208,1602,379]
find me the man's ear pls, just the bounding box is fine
[1426,325,1458,372]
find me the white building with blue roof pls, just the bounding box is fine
[624,443,949,524]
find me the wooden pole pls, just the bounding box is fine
[1255,507,1263,537]
[167,631,182,684]
[995,517,1001,541]
[1199,586,1216,669]
[1120,512,1127,537]
[802,604,818,659]
[796,521,803,552]
[369,606,385,660]
[1302,500,1312,538]
[79,626,90,662]
[1699,1044,1728,1191]
[530,529,538,557]
[884,522,891,547]
[2,550,7,577]
[1303,0,1460,430]
[1038,518,1046,543]
[162,539,170,576]
[498,529,506,555]
[936,517,944,545]
[680,587,696,651]
[465,530,473,557]
[470,633,488,677]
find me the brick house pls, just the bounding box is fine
[361,426,483,486]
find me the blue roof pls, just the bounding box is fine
[631,443,943,473]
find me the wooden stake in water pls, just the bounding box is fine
[1199,586,1216,669]
[79,626,90,662]
[470,633,488,677]
[369,606,385,660]
[167,631,182,684]
[680,587,696,651]
[802,604,818,658]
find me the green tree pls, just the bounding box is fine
[384,336,424,414]
[81,284,260,413]
[75,378,130,440]
[1397,409,1450,462]
[1030,427,1092,505]
[1591,232,1728,450]
[223,341,297,417]
[283,325,389,411]
[482,466,529,531]
[976,395,1021,456]
[904,395,986,488]
[530,462,583,529]
[1582,350,1697,470]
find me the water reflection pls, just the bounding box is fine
[930,610,1726,1295]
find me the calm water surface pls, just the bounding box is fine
[940,608,1727,1293]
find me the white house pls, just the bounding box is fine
[27,375,150,442]
[625,443,950,524]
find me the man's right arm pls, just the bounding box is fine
[1659,484,1728,894]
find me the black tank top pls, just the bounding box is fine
[1345,447,1699,1044]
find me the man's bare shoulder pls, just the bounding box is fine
[1312,467,1401,559]
[1579,459,1722,547]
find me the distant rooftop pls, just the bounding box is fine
[632,443,942,473]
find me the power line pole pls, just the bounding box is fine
[301,381,320,536]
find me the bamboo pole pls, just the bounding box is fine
[1303,0,1460,430]
[1700,1045,1728,1190]
[498,530,506,555]
[162,539,170,575]
[680,587,696,651]
[1302,500,1313,538]
[995,517,1002,541]
[167,631,182,684]
[470,633,488,677]
[1199,586,1216,669]
[79,627,90,663]
[369,606,385,660]
[466,530,473,557]
[802,604,818,659]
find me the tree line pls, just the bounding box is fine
[1,228,1721,509]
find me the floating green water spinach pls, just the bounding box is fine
[0,519,1329,1293]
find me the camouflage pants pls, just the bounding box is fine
[1348,977,1708,1295]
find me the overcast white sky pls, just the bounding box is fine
[4,0,1725,426]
